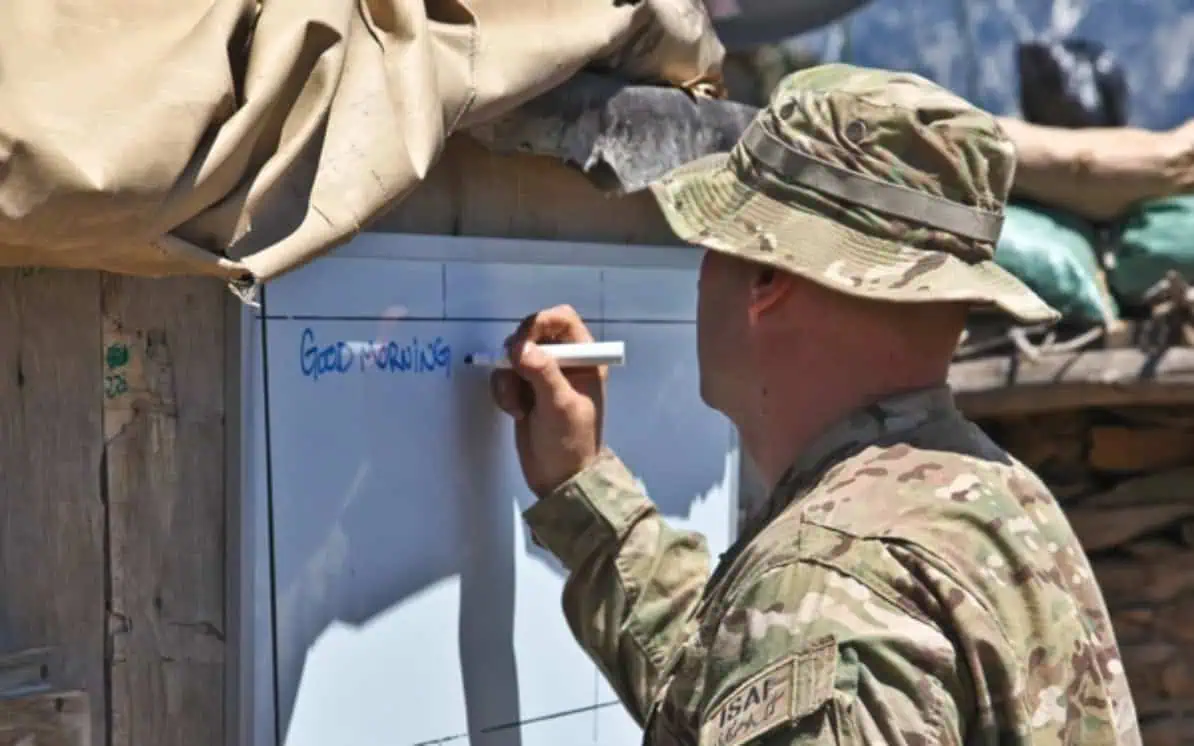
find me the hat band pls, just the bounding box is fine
[739,118,1004,248]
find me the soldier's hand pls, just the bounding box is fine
[490,305,606,498]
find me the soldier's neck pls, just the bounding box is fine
[739,371,950,490]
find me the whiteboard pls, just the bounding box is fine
[233,234,741,746]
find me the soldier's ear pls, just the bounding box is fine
[748,265,793,320]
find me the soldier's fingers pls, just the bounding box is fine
[508,341,573,403]
[504,305,595,355]
[490,370,528,419]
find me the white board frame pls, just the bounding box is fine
[227,233,761,746]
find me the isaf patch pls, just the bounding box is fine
[699,636,838,746]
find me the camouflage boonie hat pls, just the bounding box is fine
[648,63,1060,325]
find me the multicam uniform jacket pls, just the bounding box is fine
[522,387,1142,746]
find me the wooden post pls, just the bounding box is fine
[100,276,227,746]
[0,268,228,746]
[0,691,90,746]
[0,269,105,742]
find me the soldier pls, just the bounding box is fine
[489,64,1142,745]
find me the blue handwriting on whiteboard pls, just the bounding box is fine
[299,327,452,381]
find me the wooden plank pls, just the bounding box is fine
[101,276,226,746]
[988,412,1093,500]
[1154,594,1194,646]
[1069,504,1194,553]
[1112,595,1194,648]
[0,268,106,743]
[1089,425,1194,473]
[1094,551,1194,608]
[949,346,1194,418]
[372,135,683,244]
[1110,607,1154,647]
[1122,641,1194,716]
[0,690,90,746]
[0,647,54,698]
[1084,467,1194,508]
[1140,717,1194,746]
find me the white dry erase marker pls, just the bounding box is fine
[463,341,625,369]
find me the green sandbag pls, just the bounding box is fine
[994,201,1118,325]
[1110,195,1194,304]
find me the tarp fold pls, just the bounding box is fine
[0,0,724,285]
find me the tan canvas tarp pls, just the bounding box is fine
[0,0,723,287]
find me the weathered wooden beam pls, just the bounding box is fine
[950,346,1194,418]
[101,276,226,746]
[0,269,106,742]
[1069,504,1194,553]
[1083,467,1194,508]
[989,412,1093,500]
[0,649,86,745]
[1121,641,1194,716]
[1089,425,1194,473]
[1095,550,1194,607]
[0,648,53,699]
[1139,717,1194,746]
[1112,597,1194,648]
[371,135,684,244]
[0,690,90,746]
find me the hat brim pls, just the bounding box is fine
[647,152,1061,327]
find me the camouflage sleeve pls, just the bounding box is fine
[699,560,970,746]
[522,447,712,726]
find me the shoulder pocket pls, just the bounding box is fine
[698,635,838,746]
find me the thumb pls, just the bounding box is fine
[512,341,571,399]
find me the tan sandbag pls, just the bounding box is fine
[1000,116,1194,222]
[0,0,723,285]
